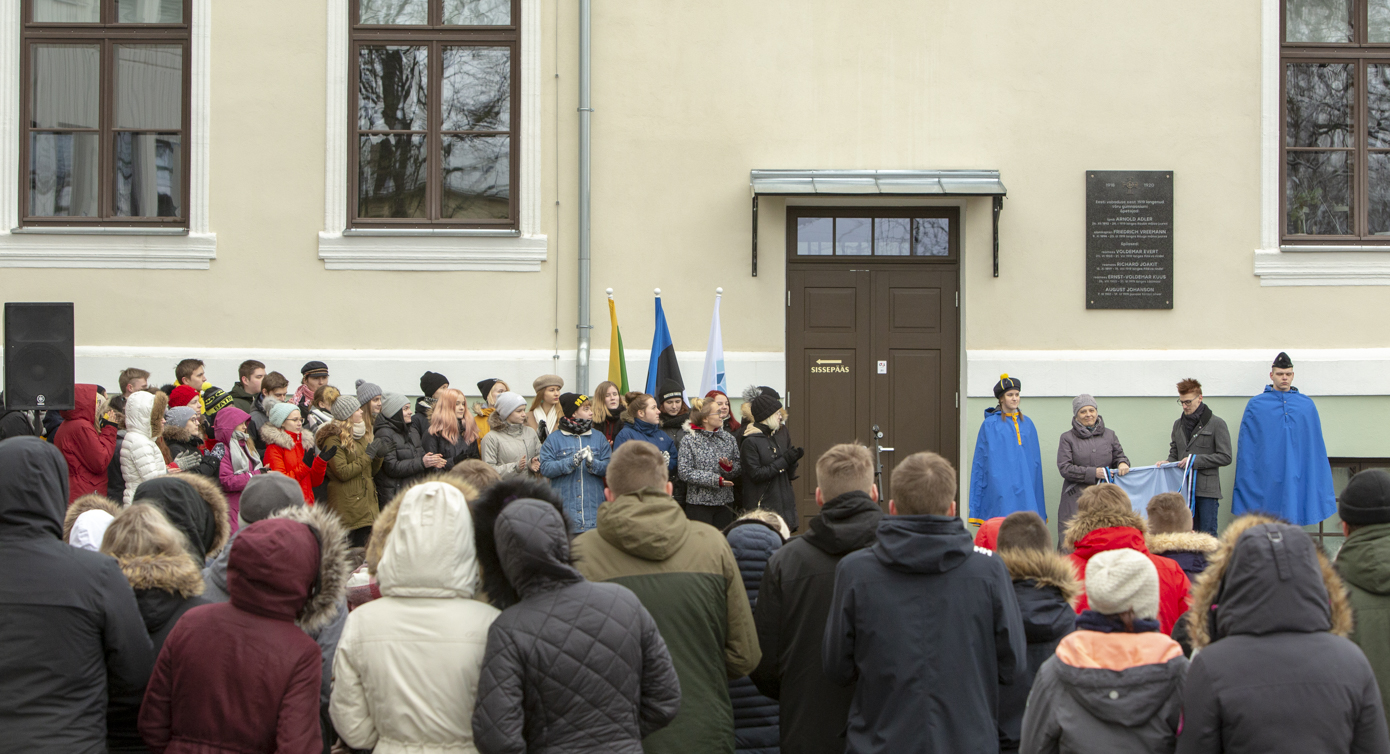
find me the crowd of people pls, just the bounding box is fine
[0,355,1386,754]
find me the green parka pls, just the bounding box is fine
[1337,522,1390,724]
[315,423,382,531]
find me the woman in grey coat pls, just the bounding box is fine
[1056,394,1129,541]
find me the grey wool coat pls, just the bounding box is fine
[1056,417,1128,537]
[481,413,543,481]
[678,421,742,507]
[1165,406,1232,500]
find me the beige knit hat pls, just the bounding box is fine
[1084,548,1159,620]
[532,374,564,393]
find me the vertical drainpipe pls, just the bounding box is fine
[576,0,593,392]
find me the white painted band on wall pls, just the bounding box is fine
[967,349,1390,398]
[61,347,787,399]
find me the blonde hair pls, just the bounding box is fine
[100,503,186,560]
[816,443,875,501]
[620,392,655,423]
[737,507,790,539]
[889,452,957,516]
[688,397,721,428]
[1078,483,1132,515]
[592,381,626,423]
[430,388,463,444]
[314,385,340,410]
[606,441,668,497]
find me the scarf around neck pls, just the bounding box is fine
[1181,403,1209,441]
[229,432,262,475]
[560,417,592,435]
[1075,609,1160,634]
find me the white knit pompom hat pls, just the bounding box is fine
[1084,548,1160,620]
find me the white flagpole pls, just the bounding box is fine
[699,288,726,396]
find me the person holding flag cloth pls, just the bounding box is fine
[969,374,1047,526]
[1232,352,1336,525]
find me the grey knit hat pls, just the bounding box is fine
[164,405,197,431]
[331,394,362,421]
[355,379,382,406]
[381,392,410,419]
[237,472,304,529]
[495,391,527,420]
[1085,548,1160,620]
[1072,394,1098,415]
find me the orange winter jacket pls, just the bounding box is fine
[260,424,327,505]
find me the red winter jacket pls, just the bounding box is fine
[53,383,118,501]
[261,424,327,506]
[138,519,323,754]
[1069,525,1191,634]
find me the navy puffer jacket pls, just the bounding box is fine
[726,518,785,754]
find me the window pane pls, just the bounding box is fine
[797,217,832,255]
[1368,153,1390,234]
[1286,63,1354,148]
[29,132,98,217]
[358,0,428,24]
[116,0,183,23]
[1372,0,1390,42]
[1286,151,1353,235]
[445,0,511,25]
[31,45,99,129]
[116,46,182,130]
[835,218,871,256]
[874,218,910,256]
[913,218,950,256]
[442,47,511,131]
[114,133,181,217]
[1284,0,1353,43]
[1371,66,1390,148]
[442,135,509,219]
[359,46,428,131]
[359,134,427,218]
[33,0,99,22]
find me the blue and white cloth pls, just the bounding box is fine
[1104,462,1197,516]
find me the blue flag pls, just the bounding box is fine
[645,294,685,398]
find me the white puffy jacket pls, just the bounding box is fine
[330,480,499,754]
[120,391,166,505]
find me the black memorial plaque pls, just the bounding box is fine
[1086,171,1173,309]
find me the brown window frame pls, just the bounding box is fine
[20,0,191,228]
[349,0,520,230]
[1281,0,1390,245]
[785,206,960,262]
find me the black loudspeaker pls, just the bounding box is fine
[4,302,74,411]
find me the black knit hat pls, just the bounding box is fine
[750,392,782,423]
[559,392,589,418]
[993,373,1022,400]
[300,361,329,378]
[1339,469,1390,526]
[1273,352,1294,369]
[420,371,449,398]
[477,378,501,399]
[659,378,684,403]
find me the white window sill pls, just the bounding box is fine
[0,231,216,269]
[1254,248,1390,286]
[317,231,548,271]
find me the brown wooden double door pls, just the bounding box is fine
[786,264,959,528]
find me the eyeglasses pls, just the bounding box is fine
[1178,399,1198,407]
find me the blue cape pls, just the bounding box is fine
[969,407,1047,524]
[1232,386,1336,526]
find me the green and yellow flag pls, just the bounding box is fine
[608,295,629,393]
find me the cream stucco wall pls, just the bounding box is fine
[0,0,1386,372]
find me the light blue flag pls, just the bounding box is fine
[699,291,726,396]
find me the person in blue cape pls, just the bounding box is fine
[969,374,1047,526]
[1232,352,1336,526]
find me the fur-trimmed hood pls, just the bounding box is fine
[133,473,231,563]
[469,475,566,609]
[62,493,119,543]
[162,421,200,446]
[118,551,206,599]
[1147,530,1220,556]
[1000,547,1081,605]
[266,504,351,633]
[1063,504,1147,550]
[1186,514,1353,650]
[259,422,316,452]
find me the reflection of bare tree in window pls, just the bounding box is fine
[1286,64,1353,148]
[444,0,510,25]
[442,48,509,131]
[442,136,508,219]
[1285,0,1352,43]
[1285,63,1354,235]
[359,0,428,25]
[358,46,428,217]
[912,219,949,256]
[1286,152,1352,234]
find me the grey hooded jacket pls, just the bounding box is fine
[1056,416,1128,534]
[472,498,681,754]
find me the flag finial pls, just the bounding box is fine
[606,287,613,298]
[654,288,661,297]
[716,287,723,295]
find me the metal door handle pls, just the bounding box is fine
[880,447,894,452]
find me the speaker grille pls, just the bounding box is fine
[4,303,75,411]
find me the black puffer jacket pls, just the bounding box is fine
[471,476,566,610]
[472,498,682,753]
[0,437,155,754]
[661,412,689,504]
[997,547,1080,753]
[373,410,429,504]
[1176,516,1390,754]
[750,490,882,754]
[726,519,784,754]
[0,403,40,441]
[419,419,481,472]
[740,421,802,532]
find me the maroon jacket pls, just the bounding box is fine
[53,383,118,501]
[138,518,323,754]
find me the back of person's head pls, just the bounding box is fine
[452,459,501,495]
[620,392,655,423]
[996,511,1051,553]
[101,503,186,560]
[888,451,956,516]
[816,443,875,501]
[731,507,790,540]
[314,384,340,410]
[261,371,289,395]
[238,472,304,529]
[1085,548,1160,623]
[1077,483,1132,515]
[1146,493,1193,535]
[606,441,668,497]
[228,518,320,620]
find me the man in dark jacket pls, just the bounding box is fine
[573,440,760,754]
[473,497,681,753]
[824,451,1025,754]
[994,511,1079,753]
[229,359,266,413]
[1164,378,1231,536]
[0,436,156,753]
[740,387,803,531]
[751,443,882,754]
[1176,516,1390,754]
[0,391,41,441]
